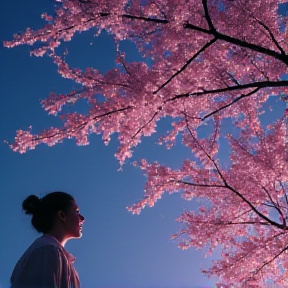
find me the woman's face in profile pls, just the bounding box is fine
[64,200,85,238]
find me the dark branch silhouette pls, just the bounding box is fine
[23,106,134,143]
[200,88,260,120]
[169,80,288,101]
[153,38,217,94]
[183,23,288,65]
[183,115,285,230]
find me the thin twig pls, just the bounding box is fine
[130,108,161,141]
[25,106,134,142]
[184,115,285,229]
[153,38,217,94]
[251,14,285,55]
[255,245,288,275]
[201,88,260,121]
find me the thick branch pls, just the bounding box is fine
[12,2,288,68]
[225,184,284,229]
[202,0,216,32]
[190,220,270,226]
[121,13,168,24]
[179,180,225,189]
[169,80,288,101]
[184,23,288,65]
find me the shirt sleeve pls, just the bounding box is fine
[11,245,69,288]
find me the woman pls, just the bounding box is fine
[10,191,85,288]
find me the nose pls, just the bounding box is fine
[79,214,85,222]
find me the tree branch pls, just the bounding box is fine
[202,0,216,32]
[25,13,168,42]
[120,13,169,24]
[255,244,288,275]
[190,219,270,226]
[200,87,260,121]
[184,115,227,184]
[15,1,288,67]
[278,181,288,209]
[153,38,217,94]
[179,180,225,189]
[232,209,253,221]
[251,15,285,55]
[184,116,285,230]
[168,80,288,101]
[225,184,284,229]
[130,108,161,142]
[184,23,288,65]
[261,185,285,227]
[226,71,240,86]
[25,105,134,142]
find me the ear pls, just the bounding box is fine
[57,210,66,223]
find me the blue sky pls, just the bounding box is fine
[0,1,216,287]
[0,1,286,288]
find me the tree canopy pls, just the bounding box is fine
[4,0,288,286]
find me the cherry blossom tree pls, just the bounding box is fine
[4,0,288,286]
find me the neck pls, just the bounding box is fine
[44,230,69,247]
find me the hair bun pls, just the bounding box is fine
[22,195,41,215]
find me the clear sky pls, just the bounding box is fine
[0,1,286,288]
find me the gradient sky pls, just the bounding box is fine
[0,1,286,288]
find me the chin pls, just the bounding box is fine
[71,229,83,239]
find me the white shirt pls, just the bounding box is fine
[10,235,80,288]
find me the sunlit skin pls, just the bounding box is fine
[44,200,85,247]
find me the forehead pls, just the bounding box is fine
[69,200,79,210]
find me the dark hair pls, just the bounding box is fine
[22,191,74,233]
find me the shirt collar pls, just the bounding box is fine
[42,234,76,263]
